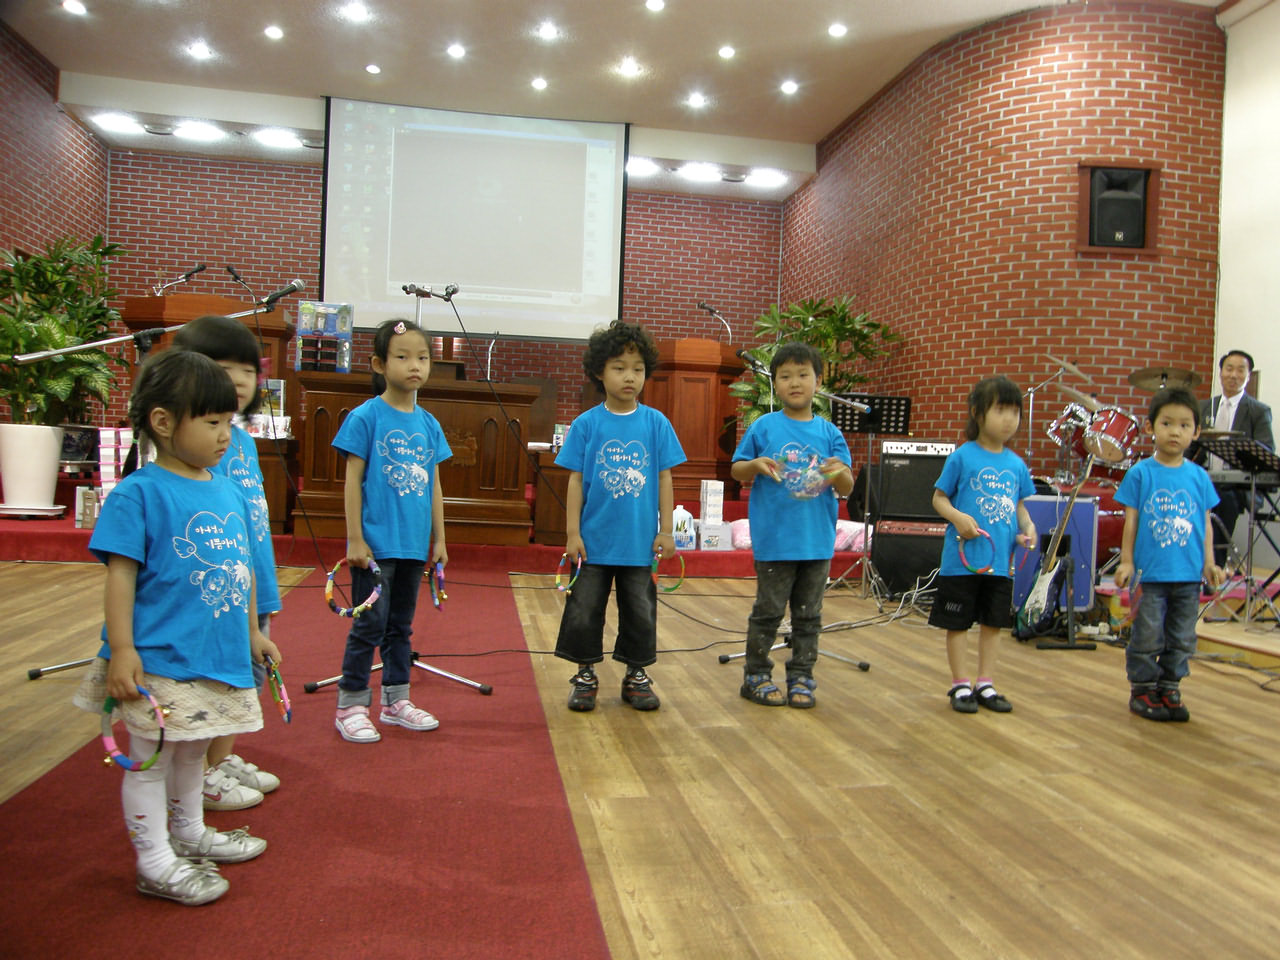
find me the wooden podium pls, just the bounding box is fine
[295,371,539,544]
[120,294,300,532]
[645,338,743,503]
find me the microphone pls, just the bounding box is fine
[443,283,459,301]
[259,279,306,308]
[696,301,715,314]
[736,348,769,376]
[182,263,207,280]
[225,265,243,283]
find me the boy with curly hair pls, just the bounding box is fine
[554,321,686,711]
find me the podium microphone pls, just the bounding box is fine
[259,279,306,309]
[697,301,732,341]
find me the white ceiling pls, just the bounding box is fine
[2,0,1223,200]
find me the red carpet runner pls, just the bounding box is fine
[0,562,611,960]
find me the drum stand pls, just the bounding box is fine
[303,650,493,695]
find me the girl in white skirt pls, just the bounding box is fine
[74,350,281,905]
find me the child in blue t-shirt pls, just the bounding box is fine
[331,319,451,743]
[930,376,1037,714]
[555,320,686,711]
[73,349,281,906]
[1115,387,1223,722]
[731,343,853,708]
[173,315,282,810]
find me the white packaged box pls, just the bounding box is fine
[699,479,725,526]
[698,521,733,550]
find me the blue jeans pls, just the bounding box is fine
[337,558,425,708]
[554,564,657,668]
[1126,581,1199,689]
[744,559,829,680]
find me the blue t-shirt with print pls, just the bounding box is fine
[333,395,452,562]
[213,423,280,615]
[934,440,1035,578]
[555,403,686,566]
[89,464,257,688]
[732,411,852,562]
[1114,456,1219,583]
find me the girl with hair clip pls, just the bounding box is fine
[73,349,281,905]
[171,315,284,811]
[331,318,451,743]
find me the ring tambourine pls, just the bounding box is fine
[556,554,583,594]
[429,561,447,610]
[957,528,1012,576]
[651,550,686,593]
[101,686,169,771]
[326,557,383,617]
[264,654,291,723]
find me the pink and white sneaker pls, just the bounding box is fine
[379,698,439,731]
[335,705,381,743]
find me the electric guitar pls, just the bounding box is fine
[1016,456,1095,636]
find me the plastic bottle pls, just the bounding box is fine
[672,504,695,550]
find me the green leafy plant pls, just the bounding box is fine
[0,235,126,425]
[728,296,900,429]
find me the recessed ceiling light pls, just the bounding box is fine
[646,0,665,11]
[616,56,642,78]
[780,79,799,95]
[143,123,174,136]
[447,43,466,59]
[677,162,721,183]
[626,157,659,177]
[62,0,87,15]
[718,45,735,60]
[536,20,559,41]
[187,40,214,60]
[92,113,144,134]
[531,76,548,91]
[174,121,226,142]
[685,92,708,109]
[339,3,370,23]
[828,23,848,39]
[253,128,302,149]
[264,25,284,40]
[746,168,787,189]
[366,64,381,74]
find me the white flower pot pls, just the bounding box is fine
[0,422,65,508]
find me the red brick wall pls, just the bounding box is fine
[0,21,108,253]
[782,0,1224,474]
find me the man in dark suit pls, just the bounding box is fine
[1200,349,1274,566]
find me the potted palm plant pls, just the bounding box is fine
[0,235,125,510]
[729,295,900,429]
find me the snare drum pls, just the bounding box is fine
[1046,403,1090,459]
[1083,406,1140,465]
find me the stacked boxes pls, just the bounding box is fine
[295,301,354,373]
[698,480,732,550]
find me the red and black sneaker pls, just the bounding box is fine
[621,669,660,711]
[1160,687,1190,722]
[567,667,599,712]
[1129,688,1170,722]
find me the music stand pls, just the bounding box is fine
[829,395,912,600]
[1190,434,1280,623]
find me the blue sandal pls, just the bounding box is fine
[787,675,817,709]
[740,673,786,706]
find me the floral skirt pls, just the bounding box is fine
[73,657,263,742]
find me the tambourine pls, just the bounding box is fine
[264,654,291,723]
[556,554,583,594]
[957,529,998,575]
[429,561,447,610]
[101,686,169,771]
[326,557,383,617]
[651,550,686,593]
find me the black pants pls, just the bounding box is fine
[554,564,657,668]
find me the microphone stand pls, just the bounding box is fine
[1024,367,1066,469]
[700,304,733,342]
[152,265,206,296]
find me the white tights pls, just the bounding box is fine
[120,736,211,880]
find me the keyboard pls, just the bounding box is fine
[1208,470,1280,488]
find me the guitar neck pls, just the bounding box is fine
[1042,456,1095,566]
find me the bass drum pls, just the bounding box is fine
[1055,477,1125,569]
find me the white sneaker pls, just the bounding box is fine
[202,768,264,811]
[379,698,439,731]
[210,754,280,794]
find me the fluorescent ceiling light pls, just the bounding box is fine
[745,168,787,188]
[447,43,466,59]
[718,46,735,60]
[253,128,303,149]
[62,1,87,15]
[626,157,659,177]
[828,23,848,38]
[536,21,559,41]
[646,0,665,11]
[264,26,284,40]
[339,3,370,23]
[93,112,144,134]
[616,56,642,78]
[677,162,721,183]
[686,92,708,109]
[187,40,214,60]
[174,121,226,142]
[780,79,799,95]
[366,64,381,74]
[531,76,548,90]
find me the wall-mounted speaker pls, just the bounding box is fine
[1090,167,1147,247]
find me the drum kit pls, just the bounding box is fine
[1040,354,1202,485]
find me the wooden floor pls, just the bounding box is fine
[4,561,1279,958]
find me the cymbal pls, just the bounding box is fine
[1198,429,1240,440]
[1055,382,1102,412]
[1128,365,1202,391]
[1045,353,1094,384]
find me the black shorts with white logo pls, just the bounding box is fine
[927,574,1013,631]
